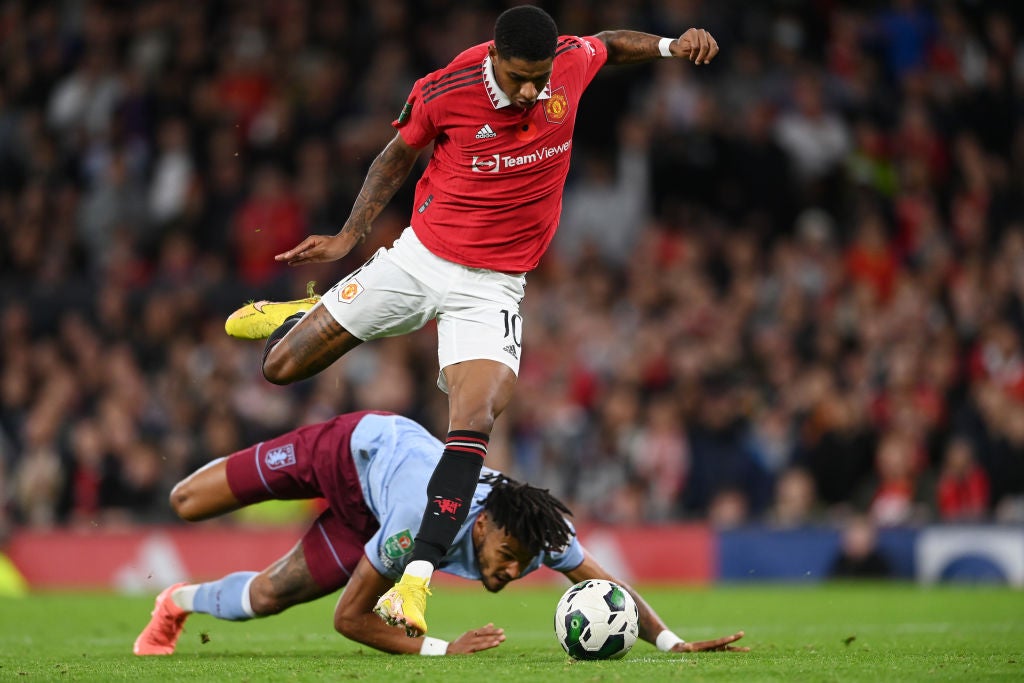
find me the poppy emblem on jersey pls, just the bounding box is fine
[516,118,539,142]
[264,443,296,470]
[471,154,500,173]
[383,529,415,559]
[544,87,569,124]
[338,279,363,303]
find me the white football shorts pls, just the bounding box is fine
[319,227,526,393]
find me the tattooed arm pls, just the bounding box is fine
[595,28,719,67]
[275,133,422,266]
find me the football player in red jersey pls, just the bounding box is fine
[224,5,719,637]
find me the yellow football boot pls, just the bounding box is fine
[373,575,432,638]
[225,282,320,340]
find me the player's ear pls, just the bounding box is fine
[471,511,490,545]
[488,44,499,62]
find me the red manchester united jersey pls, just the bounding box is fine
[393,35,607,273]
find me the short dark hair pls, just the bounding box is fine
[493,5,558,62]
[481,472,574,556]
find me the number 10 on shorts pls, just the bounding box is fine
[501,309,522,357]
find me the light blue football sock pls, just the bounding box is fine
[192,571,259,621]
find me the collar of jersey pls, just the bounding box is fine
[482,54,551,109]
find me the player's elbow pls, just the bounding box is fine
[169,480,203,522]
[333,611,359,638]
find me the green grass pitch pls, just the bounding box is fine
[1,583,1021,681]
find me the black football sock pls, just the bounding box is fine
[411,430,489,567]
[261,313,304,380]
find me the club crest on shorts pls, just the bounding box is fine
[337,278,364,303]
[264,443,296,470]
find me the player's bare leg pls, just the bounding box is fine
[247,542,333,615]
[134,541,330,655]
[261,304,363,384]
[444,360,518,434]
[375,360,517,637]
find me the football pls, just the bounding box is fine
[554,579,640,660]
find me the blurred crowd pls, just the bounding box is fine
[1,0,1023,533]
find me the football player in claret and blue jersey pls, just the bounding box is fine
[134,411,746,657]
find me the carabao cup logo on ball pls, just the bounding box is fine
[554,579,639,660]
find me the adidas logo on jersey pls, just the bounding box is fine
[502,344,518,359]
[475,124,497,139]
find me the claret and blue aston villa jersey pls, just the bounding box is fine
[393,35,608,273]
[350,413,584,581]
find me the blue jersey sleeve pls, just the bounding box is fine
[351,414,445,580]
[541,524,585,572]
[364,493,426,580]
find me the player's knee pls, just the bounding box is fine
[261,350,294,385]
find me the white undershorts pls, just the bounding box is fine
[319,227,526,393]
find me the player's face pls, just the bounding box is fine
[489,47,553,110]
[472,514,535,593]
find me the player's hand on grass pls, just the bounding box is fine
[275,232,359,265]
[671,631,748,653]
[674,28,719,65]
[448,623,506,654]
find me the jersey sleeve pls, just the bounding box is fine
[363,491,424,579]
[392,78,439,149]
[541,522,585,572]
[572,35,608,88]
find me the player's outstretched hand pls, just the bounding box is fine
[448,623,506,654]
[675,28,719,65]
[275,233,357,266]
[671,631,748,653]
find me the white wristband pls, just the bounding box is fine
[656,630,685,652]
[419,636,449,656]
[658,37,674,58]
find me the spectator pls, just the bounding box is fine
[829,516,893,579]
[773,70,850,201]
[148,117,194,228]
[859,431,935,526]
[555,117,651,268]
[768,467,819,528]
[707,488,749,530]
[936,437,990,521]
[628,393,688,521]
[230,164,306,290]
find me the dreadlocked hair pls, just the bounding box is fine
[480,472,575,556]
[493,5,558,62]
